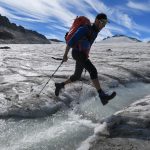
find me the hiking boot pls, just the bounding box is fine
[99,90,116,105]
[55,82,64,96]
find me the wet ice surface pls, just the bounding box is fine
[78,95,150,150]
[0,42,150,150]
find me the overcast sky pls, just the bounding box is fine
[0,0,150,41]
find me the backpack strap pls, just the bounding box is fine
[86,24,99,41]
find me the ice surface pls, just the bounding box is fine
[0,40,150,149]
[78,95,150,150]
[0,42,150,118]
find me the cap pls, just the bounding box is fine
[96,13,109,23]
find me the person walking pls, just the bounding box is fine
[55,13,116,105]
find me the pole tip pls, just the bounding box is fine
[36,94,40,97]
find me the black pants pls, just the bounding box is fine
[70,50,98,82]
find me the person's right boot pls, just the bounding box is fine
[55,82,65,96]
[98,89,116,105]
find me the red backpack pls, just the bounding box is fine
[65,16,91,43]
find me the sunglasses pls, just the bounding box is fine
[99,19,109,26]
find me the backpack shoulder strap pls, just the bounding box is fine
[85,24,93,41]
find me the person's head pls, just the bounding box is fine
[95,13,109,30]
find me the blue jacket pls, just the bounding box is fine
[68,24,99,57]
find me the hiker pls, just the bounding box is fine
[55,13,116,105]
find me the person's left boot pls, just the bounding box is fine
[98,90,116,105]
[55,82,64,96]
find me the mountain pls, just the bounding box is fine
[0,14,50,44]
[49,39,64,43]
[102,35,141,43]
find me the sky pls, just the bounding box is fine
[0,0,150,42]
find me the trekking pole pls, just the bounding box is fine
[76,69,86,104]
[51,57,63,61]
[36,61,63,97]
[51,56,71,61]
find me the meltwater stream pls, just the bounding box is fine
[1,82,150,150]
